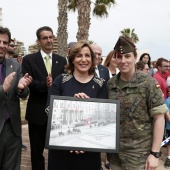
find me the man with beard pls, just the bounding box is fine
[5,39,16,59]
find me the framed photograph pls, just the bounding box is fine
[45,95,120,153]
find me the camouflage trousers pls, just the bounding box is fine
[110,163,144,170]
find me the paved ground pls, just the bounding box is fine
[21,123,48,170]
[21,123,168,170]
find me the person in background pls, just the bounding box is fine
[46,40,107,170]
[17,53,23,64]
[104,50,119,78]
[22,26,67,170]
[139,53,154,76]
[152,61,158,74]
[164,85,170,169]
[5,38,16,60]
[98,56,103,64]
[90,44,110,82]
[0,26,32,170]
[135,61,149,74]
[5,36,27,151]
[153,58,169,100]
[16,52,27,150]
[66,42,76,63]
[153,58,170,168]
[107,36,167,169]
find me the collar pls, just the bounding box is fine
[40,50,52,59]
[95,65,98,70]
[109,70,144,89]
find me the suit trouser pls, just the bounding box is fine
[0,119,21,170]
[28,122,47,170]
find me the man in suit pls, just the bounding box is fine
[0,26,32,169]
[90,44,110,82]
[22,26,67,170]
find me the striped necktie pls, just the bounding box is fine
[45,55,51,74]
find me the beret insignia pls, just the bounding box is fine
[155,84,160,88]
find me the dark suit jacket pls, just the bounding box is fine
[22,51,67,125]
[97,64,110,83]
[0,58,29,136]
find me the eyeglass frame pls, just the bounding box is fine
[39,35,54,41]
[161,65,170,68]
[9,44,15,47]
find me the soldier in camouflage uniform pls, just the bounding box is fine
[107,36,168,170]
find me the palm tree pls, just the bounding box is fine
[68,0,116,41]
[88,40,95,44]
[120,28,139,43]
[57,0,68,57]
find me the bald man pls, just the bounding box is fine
[90,44,110,82]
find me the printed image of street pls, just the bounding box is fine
[50,123,116,150]
[48,99,117,151]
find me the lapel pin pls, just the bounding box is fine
[56,61,58,64]
[10,65,13,68]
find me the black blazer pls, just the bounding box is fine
[0,59,29,136]
[97,64,110,83]
[22,51,67,125]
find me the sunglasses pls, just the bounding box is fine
[40,35,54,41]
[9,44,15,47]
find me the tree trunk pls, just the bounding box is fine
[76,0,91,41]
[57,0,68,57]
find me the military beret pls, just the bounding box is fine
[114,36,136,55]
[67,42,76,48]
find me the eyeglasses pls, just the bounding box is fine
[9,44,15,47]
[0,40,8,45]
[144,68,149,71]
[95,53,101,56]
[40,35,54,41]
[161,66,170,68]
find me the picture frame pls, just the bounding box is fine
[45,95,120,153]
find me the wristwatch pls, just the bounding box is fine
[150,151,162,158]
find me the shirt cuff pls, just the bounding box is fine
[150,104,168,116]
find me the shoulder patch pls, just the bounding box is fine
[62,74,73,83]
[93,77,104,87]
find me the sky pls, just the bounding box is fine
[1,0,170,61]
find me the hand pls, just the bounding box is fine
[70,150,85,154]
[145,154,159,170]
[3,72,16,93]
[18,73,32,91]
[74,92,90,99]
[47,73,52,88]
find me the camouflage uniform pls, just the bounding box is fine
[107,70,168,169]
